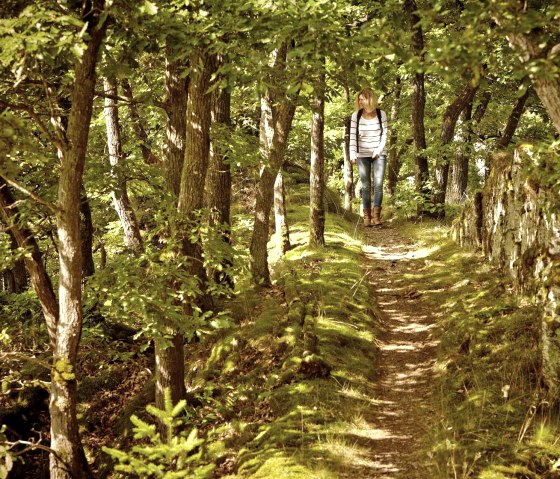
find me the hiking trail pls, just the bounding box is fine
[361,223,439,478]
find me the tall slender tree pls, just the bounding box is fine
[309,69,326,247]
[103,76,143,252]
[404,0,430,212]
[250,44,299,285]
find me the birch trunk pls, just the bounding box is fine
[274,169,291,254]
[103,76,143,252]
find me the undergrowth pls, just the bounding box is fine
[175,193,383,478]
[3,187,559,478]
[399,220,560,479]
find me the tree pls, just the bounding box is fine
[309,69,326,247]
[404,0,430,211]
[490,1,560,135]
[432,78,479,213]
[250,44,298,286]
[103,76,143,252]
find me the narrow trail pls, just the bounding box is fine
[362,223,439,479]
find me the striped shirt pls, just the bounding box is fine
[349,109,388,159]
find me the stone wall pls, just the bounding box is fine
[453,147,560,390]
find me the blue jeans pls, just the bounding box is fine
[357,155,387,209]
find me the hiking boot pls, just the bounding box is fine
[373,207,382,226]
[363,208,372,227]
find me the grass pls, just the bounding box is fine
[396,219,559,479]
[3,184,559,479]
[178,189,385,478]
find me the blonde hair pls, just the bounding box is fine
[355,87,378,112]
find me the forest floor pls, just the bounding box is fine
[359,223,439,478]
[1,203,553,479]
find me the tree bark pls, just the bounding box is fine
[103,76,143,252]
[405,0,430,211]
[164,42,189,198]
[432,80,479,212]
[121,77,159,165]
[2,229,28,293]
[309,69,325,247]
[178,47,215,291]
[50,2,106,477]
[153,43,190,422]
[343,84,354,212]
[472,90,491,124]
[79,186,95,279]
[157,47,214,413]
[496,86,531,149]
[250,44,298,285]
[490,3,560,135]
[274,169,291,254]
[386,75,403,197]
[206,63,233,288]
[447,103,472,204]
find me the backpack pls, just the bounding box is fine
[356,108,383,154]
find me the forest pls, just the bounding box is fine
[0,0,559,478]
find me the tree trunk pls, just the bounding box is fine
[80,186,95,280]
[158,47,214,413]
[473,90,491,124]
[2,230,28,293]
[274,169,291,254]
[50,4,106,477]
[121,77,159,165]
[386,75,403,197]
[153,43,190,422]
[206,62,233,288]
[178,47,215,295]
[103,76,143,252]
[0,179,58,345]
[405,0,430,212]
[250,100,297,285]
[447,103,472,204]
[309,69,326,247]
[496,86,531,149]
[343,84,354,212]
[250,44,298,286]
[432,80,479,213]
[164,43,189,198]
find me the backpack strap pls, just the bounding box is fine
[356,108,363,153]
[376,108,383,138]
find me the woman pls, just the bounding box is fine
[349,87,388,227]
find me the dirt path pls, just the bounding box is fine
[362,223,439,478]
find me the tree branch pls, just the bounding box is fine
[0,98,66,152]
[0,174,61,214]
